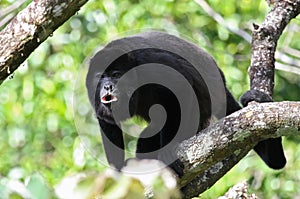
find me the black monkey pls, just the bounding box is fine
[86,31,285,173]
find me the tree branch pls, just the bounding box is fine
[0,0,89,85]
[249,0,300,96]
[178,101,300,198]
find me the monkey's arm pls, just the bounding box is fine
[98,119,125,170]
[225,88,242,115]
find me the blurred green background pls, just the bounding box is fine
[0,0,300,198]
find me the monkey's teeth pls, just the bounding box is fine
[101,95,117,104]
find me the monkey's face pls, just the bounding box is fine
[95,67,140,124]
[96,72,121,124]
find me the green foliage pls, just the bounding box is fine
[0,173,52,199]
[0,0,299,198]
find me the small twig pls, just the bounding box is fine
[0,13,15,29]
[195,0,251,43]
[0,0,28,17]
[275,61,300,75]
[194,0,252,42]
[194,0,300,76]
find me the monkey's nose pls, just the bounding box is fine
[104,84,113,91]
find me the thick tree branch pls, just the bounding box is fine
[178,101,300,198]
[0,0,89,85]
[249,0,300,96]
[181,149,251,199]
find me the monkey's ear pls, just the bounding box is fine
[126,52,137,64]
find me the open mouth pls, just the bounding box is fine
[101,94,118,104]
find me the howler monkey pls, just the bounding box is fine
[86,31,286,173]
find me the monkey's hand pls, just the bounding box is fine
[240,90,273,106]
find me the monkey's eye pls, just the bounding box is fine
[96,72,104,78]
[111,71,121,78]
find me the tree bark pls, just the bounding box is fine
[178,101,300,198]
[0,0,89,84]
[249,0,300,96]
